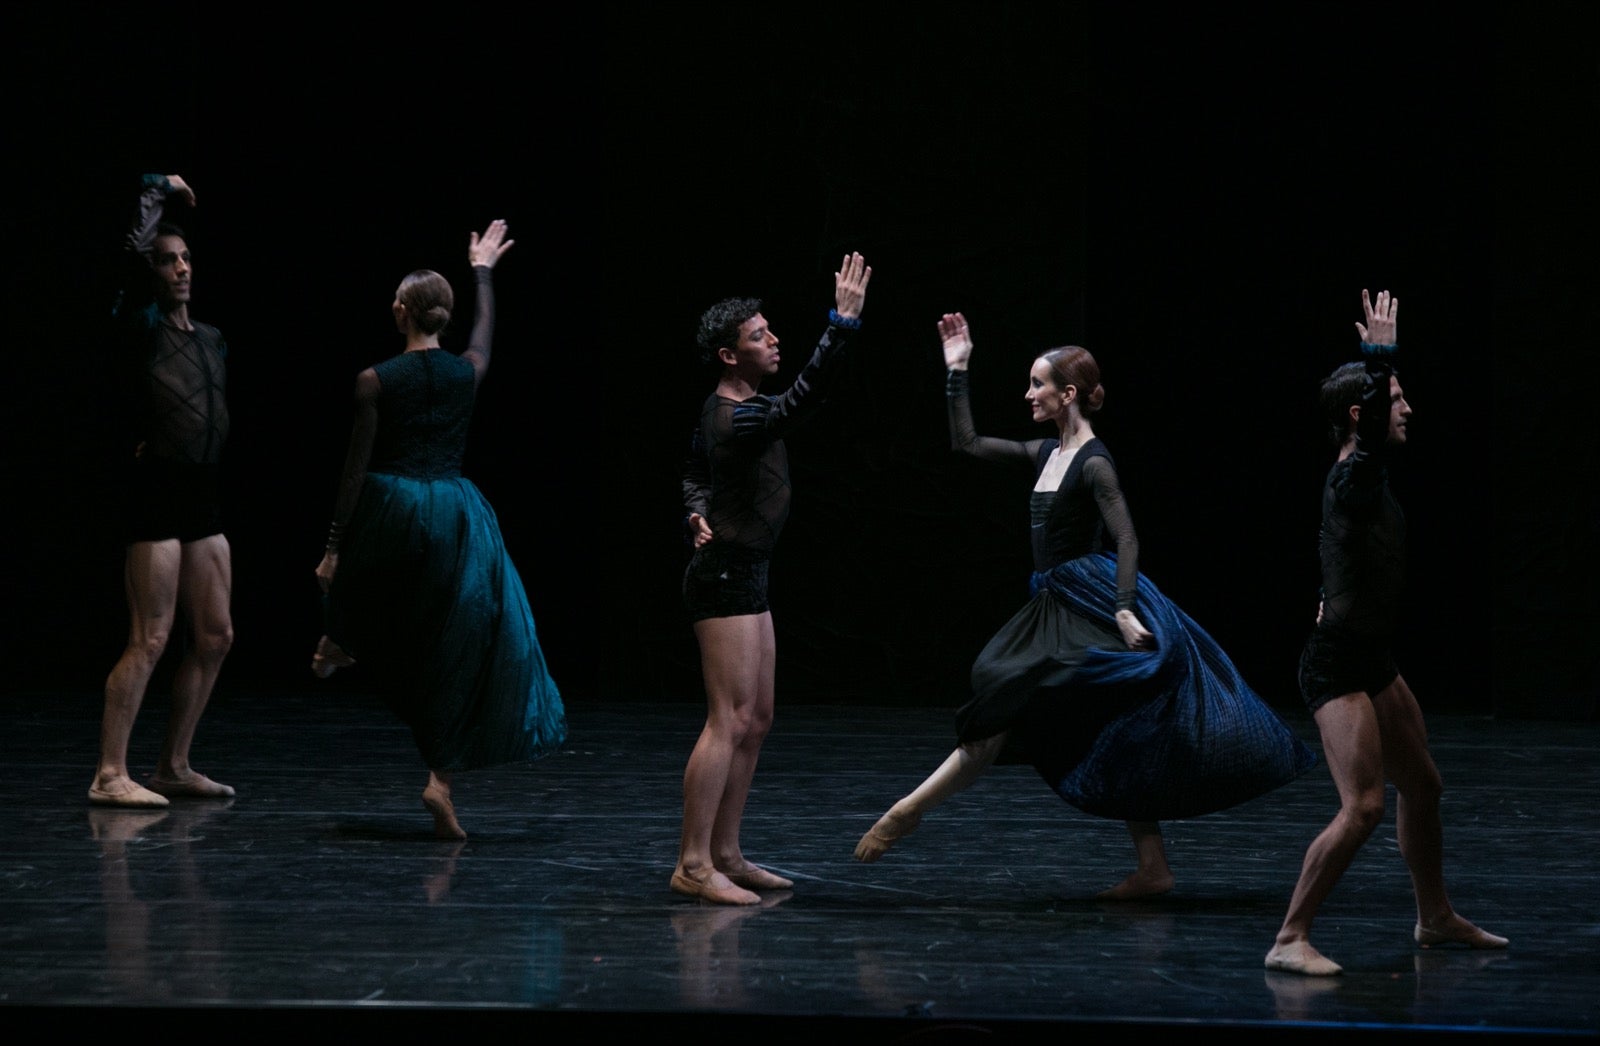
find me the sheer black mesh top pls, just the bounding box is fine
[133,319,229,465]
[1316,354,1406,640]
[948,369,1140,609]
[113,174,229,466]
[681,320,853,557]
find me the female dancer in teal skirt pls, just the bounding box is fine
[312,220,566,839]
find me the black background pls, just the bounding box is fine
[5,3,1596,721]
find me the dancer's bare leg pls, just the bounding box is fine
[91,540,181,807]
[422,770,466,840]
[707,613,793,891]
[1374,676,1507,950]
[1098,820,1175,899]
[1265,692,1387,976]
[673,613,768,905]
[149,535,235,799]
[853,733,1005,862]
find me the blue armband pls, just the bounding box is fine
[1360,341,1397,357]
[828,309,862,330]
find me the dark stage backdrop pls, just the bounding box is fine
[4,4,1595,721]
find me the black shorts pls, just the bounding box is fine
[1297,628,1400,713]
[682,544,770,622]
[124,458,224,544]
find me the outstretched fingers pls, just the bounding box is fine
[939,312,973,368]
[1355,287,1398,344]
[834,251,871,316]
[469,219,514,268]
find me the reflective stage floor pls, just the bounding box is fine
[2,687,1594,1043]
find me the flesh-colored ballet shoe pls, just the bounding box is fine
[721,865,794,891]
[1415,922,1509,950]
[853,810,922,863]
[147,772,236,799]
[311,637,356,679]
[1096,869,1176,901]
[88,782,169,808]
[671,871,760,906]
[1264,943,1343,977]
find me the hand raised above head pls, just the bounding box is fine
[1355,287,1397,346]
[164,174,196,207]
[833,251,871,319]
[938,312,973,370]
[469,219,514,269]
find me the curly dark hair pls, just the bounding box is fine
[695,296,763,367]
[1319,361,1391,447]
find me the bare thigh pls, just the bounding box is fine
[1369,674,1442,797]
[694,612,775,721]
[177,533,234,637]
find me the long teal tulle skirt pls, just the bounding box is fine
[957,552,1314,821]
[324,472,566,771]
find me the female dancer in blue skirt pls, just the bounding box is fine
[311,220,566,839]
[854,312,1314,898]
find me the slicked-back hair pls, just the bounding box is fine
[397,269,454,337]
[1038,345,1106,414]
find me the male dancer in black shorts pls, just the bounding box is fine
[90,173,236,807]
[671,252,871,904]
[1264,289,1506,975]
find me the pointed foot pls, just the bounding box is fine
[854,809,922,862]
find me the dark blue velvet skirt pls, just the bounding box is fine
[957,552,1315,821]
[324,473,567,772]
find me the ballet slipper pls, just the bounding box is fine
[1415,920,1509,950]
[88,780,169,808]
[147,771,236,799]
[720,864,794,891]
[312,636,356,678]
[853,809,922,863]
[1096,868,1176,900]
[671,870,760,906]
[1264,940,1343,976]
[421,783,467,840]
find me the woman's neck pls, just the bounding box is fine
[1057,415,1092,450]
[403,330,441,353]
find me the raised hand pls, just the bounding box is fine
[164,174,196,207]
[938,312,973,371]
[1355,288,1398,345]
[833,251,871,320]
[469,219,514,269]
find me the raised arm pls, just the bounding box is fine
[940,312,1038,466]
[742,252,871,437]
[1340,288,1400,499]
[460,219,514,388]
[315,368,381,593]
[114,173,195,322]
